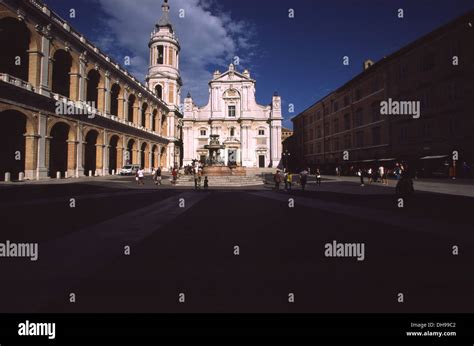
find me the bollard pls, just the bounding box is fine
[112,169,115,176]
[5,172,11,182]
[89,170,92,177]
[65,171,68,179]
[18,172,24,181]
[94,170,98,177]
[56,171,61,179]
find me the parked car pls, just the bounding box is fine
[120,164,140,176]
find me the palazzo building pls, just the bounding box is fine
[182,64,283,168]
[0,0,182,181]
[291,10,473,175]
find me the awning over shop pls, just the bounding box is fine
[420,155,448,160]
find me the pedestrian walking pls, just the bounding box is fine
[316,168,322,186]
[172,167,178,184]
[204,176,209,190]
[379,165,387,185]
[300,169,308,190]
[137,167,145,185]
[153,166,162,185]
[274,170,282,190]
[286,171,293,191]
[358,168,365,186]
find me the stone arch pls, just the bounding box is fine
[47,119,75,140]
[48,121,72,178]
[0,17,31,82]
[151,144,158,170]
[155,84,163,99]
[151,109,158,132]
[128,94,136,123]
[51,49,73,98]
[161,114,167,136]
[86,68,101,106]
[160,146,167,168]
[108,134,120,174]
[140,142,149,170]
[0,109,36,180]
[83,128,100,176]
[223,88,241,98]
[110,83,121,117]
[141,102,148,128]
[126,138,138,165]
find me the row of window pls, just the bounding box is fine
[392,41,461,80]
[302,79,383,126]
[305,127,383,154]
[305,104,384,140]
[198,128,265,136]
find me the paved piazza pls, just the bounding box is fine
[0,175,472,313]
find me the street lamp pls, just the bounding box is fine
[283,150,291,171]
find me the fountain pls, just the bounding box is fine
[204,134,225,165]
[202,134,245,176]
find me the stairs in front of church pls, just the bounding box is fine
[176,174,265,187]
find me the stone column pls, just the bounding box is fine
[147,150,152,171]
[97,86,106,114]
[67,140,77,177]
[69,72,81,101]
[103,145,110,175]
[95,144,104,176]
[116,146,124,171]
[145,110,152,130]
[78,53,87,102]
[75,123,84,177]
[27,49,42,89]
[167,142,175,169]
[104,71,111,115]
[118,96,126,121]
[237,148,241,166]
[167,111,175,139]
[36,113,48,179]
[24,134,39,179]
[37,25,52,97]
[102,130,108,175]
[44,136,52,177]
[133,104,140,126]
[134,149,141,166]
[241,124,249,162]
[271,124,281,167]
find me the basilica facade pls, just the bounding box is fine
[182,64,283,168]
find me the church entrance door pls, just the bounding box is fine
[258,155,265,168]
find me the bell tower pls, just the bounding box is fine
[147,0,182,110]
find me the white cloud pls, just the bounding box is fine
[95,0,257,105]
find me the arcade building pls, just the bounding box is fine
[0,0,183,181]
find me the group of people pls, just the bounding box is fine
[273,168,322,191]
[357,165,394,186]
[134,166,162,185]
[357,163,406,187]
[191,164,209,190]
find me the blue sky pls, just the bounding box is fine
[43,0,473,129]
